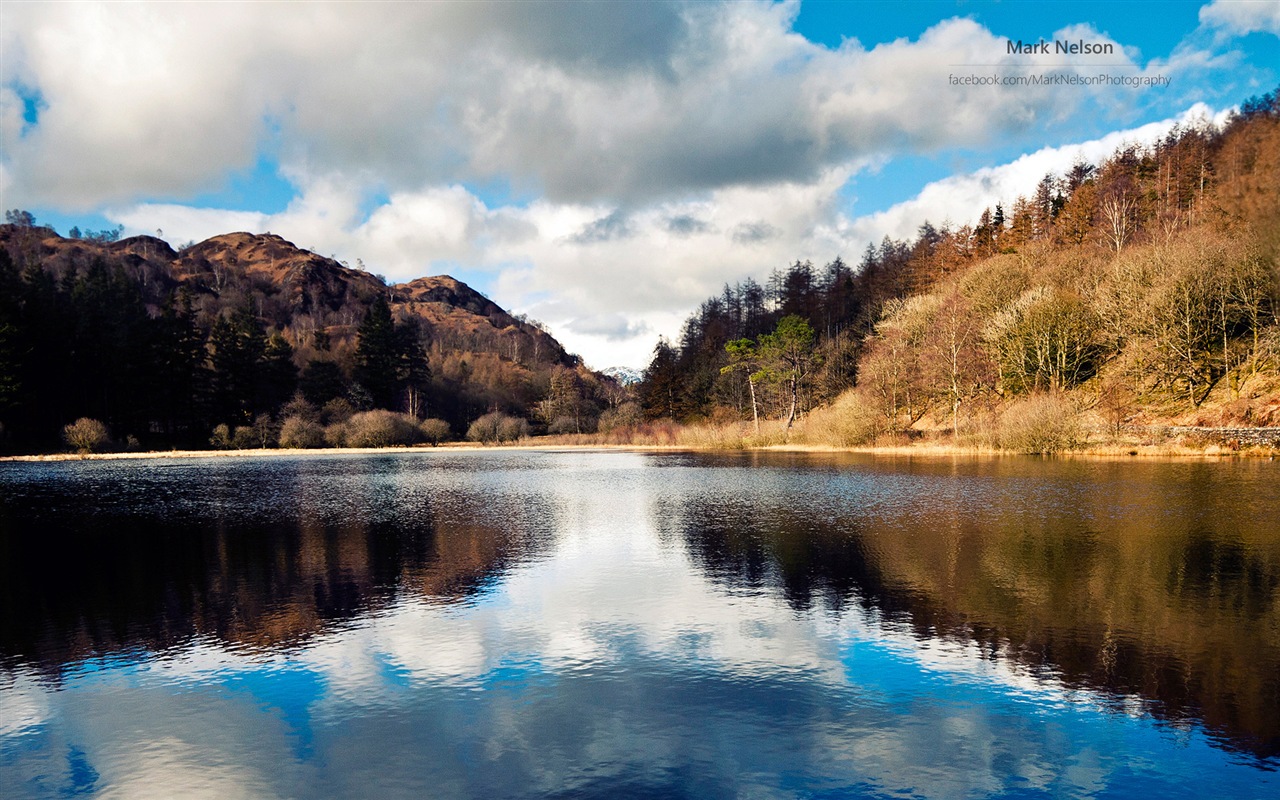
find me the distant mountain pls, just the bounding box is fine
[168,230,575,368]
[0,226,622,450]
[601,366,643,385]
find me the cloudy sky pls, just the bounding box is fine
[2,1,1277,368]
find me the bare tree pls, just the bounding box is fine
[1100,192,1136,252]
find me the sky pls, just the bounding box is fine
[1,1,1278,369]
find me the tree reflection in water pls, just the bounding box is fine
[2,450,1277,771]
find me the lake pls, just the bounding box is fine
[1,450,1277,798]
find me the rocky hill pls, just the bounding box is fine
[0,224,614,450]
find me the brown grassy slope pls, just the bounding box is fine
[810,114,1280,443]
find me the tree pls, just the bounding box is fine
[0,249,23,421]
[721,338,762,434]
[209,307,268,424]
[260,332,298,412]
[1100,191,1137,252]
[757,315,816,430]
[860,296,935,430]
[1057,180,1097,246]
[152,289,207,443]
[987,288,1100,394]
[922,292,990,438]
[354,296,399,408]
[5,209,35,227]
[640,338,680,420]
[395,318,431,417]
[300,360,346,406]
[63,417,110,453]
[354,296,431,413]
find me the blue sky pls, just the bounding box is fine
[2,1,1277,367]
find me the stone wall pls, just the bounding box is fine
[1124,425,1280,448]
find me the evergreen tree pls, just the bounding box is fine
[152,289,207,444]
[260,332,298,412]
[0,249,22,426]
[640,338,680,420]
[354,296,400,409]
[300,360,346,406]
[395,318,431,417]
[757,315,816,430]
[209,308,268,425]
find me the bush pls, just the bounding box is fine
[467,412,528,443]
[344,410,423,448]
[231,425,258,450]
[62,418,111,453]
[324,422,348,448]
[798,392,880,446]
[598,402,641,433]
[498,415,530,442]
[672,421,748,450]
[547,415,579,435]
[321,398,355,425]
[418,418,451,445]
[280,416,326,449]
[998,394,1082,454]
[466,412,500,443]
[209,423,233,449]
[280,395,320,424]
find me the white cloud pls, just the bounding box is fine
[107,104,1226,370]
[1200,0,1280,36]
[846,103,1231,245]
[8,1,1262,367]
[4,1,1171,211]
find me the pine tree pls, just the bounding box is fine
[209,308,267,425]
[354,296,399,409]
[640,338,680,420]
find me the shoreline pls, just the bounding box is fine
[3,438,1276,463]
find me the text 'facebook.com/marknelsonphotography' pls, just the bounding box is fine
[948,73,1171,88]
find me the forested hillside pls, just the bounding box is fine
[640,88,1280,446]
[0,228,624,452]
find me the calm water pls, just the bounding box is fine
[1,450,1277,799]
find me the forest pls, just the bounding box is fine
[636,87,1280,451]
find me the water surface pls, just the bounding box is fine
[2,450,1277,798]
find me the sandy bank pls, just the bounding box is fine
[3,439,1275,463]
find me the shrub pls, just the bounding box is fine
[323,422,348,448]
[598,402,641,433]
[231,425,259,450]
[467,412,528,443]
[344,410,423,448]
[280,416,326,449]
[62,418,111,453]
[321,398,355,425]
[498,415,530,442]
[280,395,320,424]
[673,421,747,450]
[467,412,500,443]
[798,392,881,447]
[209,423,233,449]
[547,415,579,435]
[998,394,1082,454]
[418,418,451,445]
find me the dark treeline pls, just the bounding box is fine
[0,229,625,453]
[639,246,909,424]
[640,87,1280,430]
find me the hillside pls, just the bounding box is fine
[637,87,1280,450]
[0,226,618,452]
